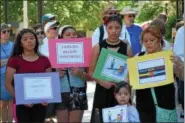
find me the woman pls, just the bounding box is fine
[55,25,88,123]
[136,26,176,122]
[89,15,132,123]
[0,24,14,122]
[5,29,52,122]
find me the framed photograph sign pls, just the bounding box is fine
[93,48,128,82]
[127,51,174,90]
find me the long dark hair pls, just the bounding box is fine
[11,28,40,57]
[114,81,132,104]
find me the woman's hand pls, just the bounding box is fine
[56,68,66,77]
[70,67,82,77]
[98,81,116,89]
[170,55,183,68]
[41,102,48,106]
[24,104,33,107]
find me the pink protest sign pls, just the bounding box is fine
[49,38,92,68]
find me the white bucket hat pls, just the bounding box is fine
[120,6,138,15]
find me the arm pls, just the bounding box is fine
[92,27,100,47]
[127,44,133,57]
[5,67,16,97]
[1,59,8,67]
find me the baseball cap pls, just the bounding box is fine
[44,21,59,33]
[42,13,55,24]
[1,24,11,31]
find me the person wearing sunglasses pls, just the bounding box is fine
[92,3,131,48]
[120,6,143,55]
[0,24,14,122]
[39,21,59,57]
[32,24,45,45]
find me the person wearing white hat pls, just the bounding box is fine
[120,6,142,55]
[39,21,59,57]
[92,3,131,48]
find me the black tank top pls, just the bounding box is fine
[99,39,127,56]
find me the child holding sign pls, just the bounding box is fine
[5,29,52,123]
[56,25,88,123]
[114,82,140,122]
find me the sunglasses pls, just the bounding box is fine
[1,30,10,34]
[36,31,44,35]
[108,12,118,15]
[128,15,136,18]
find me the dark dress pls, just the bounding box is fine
[136,52,176,123]
[90,40,128,123]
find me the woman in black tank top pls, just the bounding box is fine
[89,15,132,123]
[136,26,176,122]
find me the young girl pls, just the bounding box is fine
[55,25,88,123]
[5,29,52,122]
[114,82,140,122]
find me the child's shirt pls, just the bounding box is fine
[127,105,140,122]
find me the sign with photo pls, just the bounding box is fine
[48,38,92,68]
[127,51,174,90]
[102,105,128,122]
[93,48,128,82]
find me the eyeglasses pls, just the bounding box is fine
[128,15,135,18]
[1,30,10,34]
[36,31,44,35]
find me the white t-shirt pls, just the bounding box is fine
[174,26,184,61]
[39,37,49,57]
[92,24,131,47]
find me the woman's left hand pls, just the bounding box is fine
[70,67,82,76]
[41,102,48,106]
[170,55,183,67]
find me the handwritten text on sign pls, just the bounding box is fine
[23,77,53,100]
[56,42,84,64]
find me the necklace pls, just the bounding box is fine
[106,39,121,48]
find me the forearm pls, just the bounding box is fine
[5,84,15,97]
[1,59,8,67]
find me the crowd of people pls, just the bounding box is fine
[0,3,184,123]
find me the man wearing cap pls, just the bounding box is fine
[0,24,14,122]
[92,3,131,47]
[39,21,59,57]
[120,6,142,55]
[42,13,56,26]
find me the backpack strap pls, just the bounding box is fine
[99,24,104,43]
[151,88,158,106]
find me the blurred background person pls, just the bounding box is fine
[0,24,14,122]
[120,6,142,55]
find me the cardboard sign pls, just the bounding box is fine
[14,72,61,105]
[102,105,128,122]
[93,48,128,82]
[127,51,174,90]
[49,38,92,68]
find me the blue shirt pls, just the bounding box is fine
[126,24,142,55]
[60,68,86,93]
[1,41,14,74]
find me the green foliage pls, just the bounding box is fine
[165,14,176,42]
[136,1,164,23]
